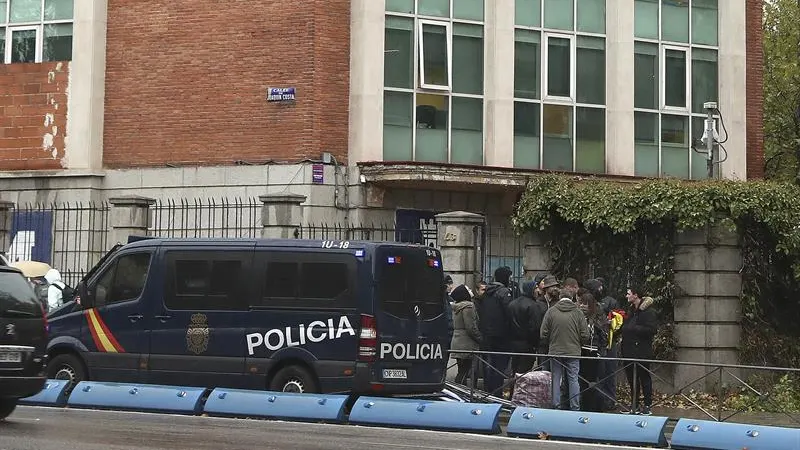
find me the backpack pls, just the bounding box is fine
[52,282,77,304]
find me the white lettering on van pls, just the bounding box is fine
[246,316,356,355]
[379,343,444,360]
[264,329,285,351]
[307,321,327,342]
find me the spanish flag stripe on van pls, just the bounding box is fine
[85,309,125,353]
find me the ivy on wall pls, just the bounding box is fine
[511,174,800,365]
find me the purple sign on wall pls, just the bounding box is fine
[312,164,324,184]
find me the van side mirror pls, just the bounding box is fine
[77,282,93,308]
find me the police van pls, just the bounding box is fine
[44,237,449,395]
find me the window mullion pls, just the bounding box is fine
[36,24,42,63]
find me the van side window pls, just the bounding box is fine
[254,252,355,308]
[165,251,250,311]
[93,252,152,307]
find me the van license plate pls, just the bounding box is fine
[382,369,407,379]
[0,351,21,363]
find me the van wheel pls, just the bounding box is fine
[269,366,318,394]
[47,354,86,394]
[0,398,17,421]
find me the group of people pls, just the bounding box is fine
[446,267,658,415]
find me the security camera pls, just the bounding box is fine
[703,102,718,112]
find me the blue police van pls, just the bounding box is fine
[44,237,450,395]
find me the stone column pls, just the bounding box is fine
[605,0,636,175]
[260,194,307,239]
[0,200,14,259]
[435,211,485,288]
[483,0,515,167]
[673,225,742,391]
[108,196,155,248]
[522,232,552,280]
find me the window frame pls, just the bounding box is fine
[660,44,690,112]
[4,25,40,63]
[1,0,74,64]
[164,249,253,312]
[632,0,720,180]
[90,251,153,308]
[417,18,452,91]
[542,32,576,103]
[252,250,358,311]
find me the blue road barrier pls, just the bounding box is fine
[18,379,70,407]
[671,418,800,450]
[67,382,206,414]
[203,388,349,423]
[507,408,668,447]
[348,396,502,434]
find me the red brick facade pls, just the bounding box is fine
[0,62,68,170]
[102,0,352,168]
[745,0,765,179]
[0,2,765,176]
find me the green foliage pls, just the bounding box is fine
[726,374,800,414]
[512,174,800,363]
[764,0,800,182]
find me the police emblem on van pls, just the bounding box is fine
[186,313,209,355]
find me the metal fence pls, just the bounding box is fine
[483,224,525,285]
[149,198,262,239]
[3,202,109,286]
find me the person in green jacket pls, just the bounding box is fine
[540,288,590,410]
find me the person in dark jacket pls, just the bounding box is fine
[621,287,658,415]
[584,278,620,410]
[477,266,514,396]
[508,280,547,373]
[444,274,455,345]
[450,284,482,384]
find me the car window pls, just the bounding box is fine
[0,271,43,316]
[93,253,152,307]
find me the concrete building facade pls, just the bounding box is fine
[0,0,764,269]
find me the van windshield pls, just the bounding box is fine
[0,271,43,317]
[376,247,445,320]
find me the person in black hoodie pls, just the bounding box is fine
[584,278,620,411]
[621,286,658,415]
[508,280,547,373]
[477,266,514,396]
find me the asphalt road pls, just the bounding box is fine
[0,406,647,450]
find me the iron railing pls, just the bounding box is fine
[4,202,109,286]
[446,349,800,427]
[483,225,525,286]
[149,198,262,239]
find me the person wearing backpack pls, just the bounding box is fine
[44,268,73,312]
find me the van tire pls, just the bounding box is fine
[0,398,17,421]
[47,353,87,394]
[269,365,319,394]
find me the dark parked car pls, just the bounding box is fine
[0,265,48,421]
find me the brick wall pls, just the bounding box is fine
[746,0,764,179]
[0,62,69,170]
[103,0,351,169]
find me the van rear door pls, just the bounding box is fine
[373,246,447,391]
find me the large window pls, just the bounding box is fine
[0,0,73,64]
[512,0,607,174]
[93,253,152,307]
[633,0,718,179]
[253,252,356,309]
[384,0,485,165]
[165,251,250,311]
